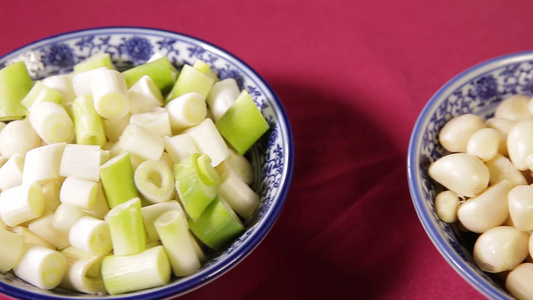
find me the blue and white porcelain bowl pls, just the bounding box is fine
[407,51,533,299]
[0,27,294,299]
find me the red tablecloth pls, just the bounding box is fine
[2,0,531,299]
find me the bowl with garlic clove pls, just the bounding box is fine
[408,51,533,300]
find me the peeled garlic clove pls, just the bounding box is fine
[486,117,516,156]
[466,128,500,161]
[527,97,533,117]
[485,153,527,187]
[506,263,533,300]
[428,153,489,197]
[507,119,533,171]
[495,94,533,121]
[457,180,511,233]
[529,234,533,259]
[508,185,533,231]
[438,114,486,153]
[434,190,459,223]
[473,226,529,273]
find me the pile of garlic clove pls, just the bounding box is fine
[429,94,533,300]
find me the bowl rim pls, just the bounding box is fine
[407,50,533,300]
[0,26,295,299]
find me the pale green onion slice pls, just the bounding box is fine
[60,247,106,295]
[101,245,171,295]
[28,101,75,144]
[141,200,183,242]
[69,216,112,256]
[91,69,129,120]
[0,119,42,159]
[84,183,110,219]
[127,75,164,114]
[103,112,131,142]
[0,228,24,272]
[165,92,207,132]
[130,107,171,137]
[42,180,61,213]
[206,78,240,121]
[0,61,33,121]
[174,153,219,220]
[159,151,175,171]
[108,141,146,170]
[74,52,115,74]
[134,160,175,204]
[28,212,70,249]
[155,210,200,276]
[185,118,230,166]
[41,74,76,105]
[71,95,106,146]
[118,123,165,161]
[22,143,66,185]
[72,67,108,97]
[164,133,199,164]
[21,81,63,110]
[122,56,178,94]
[59,144,102,182]
[189,232,206,262]
[216,149,254,185]
[0,182,44,226]
[52,203,90,234]
[99,152,138,209]
[59,177,98,210]
[106,197,145,256]
[192,59,218,80]
[215,90,269,155]
[13,244,67,290]
[10,226,55,249]
[165,64,214,102]
[0,153,24,191]
[218,170,259,219]
[188,197,244,250]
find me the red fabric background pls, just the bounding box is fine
[2,0,533,299]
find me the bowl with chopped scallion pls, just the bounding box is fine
[0,27,294,299]
[407,51,533,300]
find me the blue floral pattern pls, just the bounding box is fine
[120,36,153,64]
[0,28,293,299]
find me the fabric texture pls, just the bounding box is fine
[2,0,531,299]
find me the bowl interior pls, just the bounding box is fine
[408,51,533,300]
[0,27,294,299]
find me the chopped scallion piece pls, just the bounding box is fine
[21,81,63,110]
[0,228,24,272]
[215,90,269,155]
[71,95,106,146]
[166,64,214,103]
[101,245,170,295]
[13,244,67,290]
[60,247,106,295]
[155,210,200,276]
[0,61,33,121]
[134,160,175,204]
[122,56,178,94]
[74,52,115,74]
[0,182,44,226]
[188,197,244,250]
[99,152,138,208]
[174,153,219,220]
[106,197,145,256]
[28,101,75,144]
